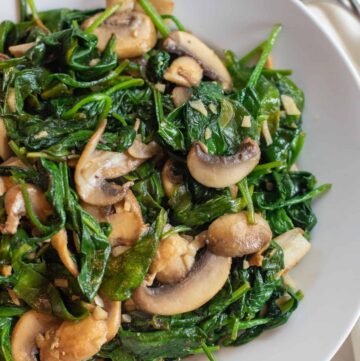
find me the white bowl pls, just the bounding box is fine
[2,1,360,360]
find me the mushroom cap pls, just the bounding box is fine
[187,138,261,188]
[163,31,233,91]
[83,11,157,59]
[164,56,203,87]
[207,212,272,257]
[75,120,159,206]
[161,159,183,198]
[132,250,231,315]
[11,310,60,361]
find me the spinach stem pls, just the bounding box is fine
[26,0,50,33]
[262,69,293,76]
[27,152,63,161]
[62,94,112,121]
[231,318,240,340]
[193,345,220,354]
[253,161,283,172]
[85,4,121,34]
[105,78,144,96]
[201,343,217,361]
[247,24,282,88]
[161,14,186,31]
[19,0,28,21]
[227,282,251,305]
[259,183,332,210]
[20,181,51,234]
[239,41,266,65]
[238,178,256,224]
[153,88,165,123]
[8,141,29,166]
[112,112,127,126]
[138,0,170,38]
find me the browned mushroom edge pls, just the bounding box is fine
[187,137,261,188]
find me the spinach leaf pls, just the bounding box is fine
[101,209,167,301]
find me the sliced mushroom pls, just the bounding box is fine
[83,11,157,58]
[0,53,9,60]
[132,250,231,315]
[38,300,120,361]
[11,310,61,361]
[51,229,79,277]
[0,118,11,161]
[207,212,272,257]
[187,138,260,188]
[102,297,121,341]
[150,232,205,284]
[164,56,203,87]
[107,0,135,12]
[163,31,232,90]
[75,119,159,206]
[135,0,174,15]
[83,190,146,247]
[274,228,311,272]
[8,42,36,57]
[161,159,183,198]
[127,135,161,159]
[171,86,192,107]
[0,184,53,235]
[0,157,27,197]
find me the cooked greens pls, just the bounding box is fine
[0,0,330,360]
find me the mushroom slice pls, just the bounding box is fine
[164,56,203,87]
[163,31,233,90]
[133,251,231,315]
[38,314,108,361]
[0,157,27,197]
[8,42,36,57]
[161,159,183,198]
[75,120,159,206]
[83,191,146,247]
[207,212,272,257]
[82,11,157,59]
[51,229,79,277]
[187,138,260,188]
[150,233,205,284]
[127,135,161,159]
[135,0,174,15]
[102,298,121,341]
[109,191,147,246]
[171,86,192,107]
[11,310,60,361]
[274,228,311,272]
[1,184,53,235]
[0,118,11,161]
[38,300,120,361]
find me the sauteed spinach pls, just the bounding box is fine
[0,0,330,360]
